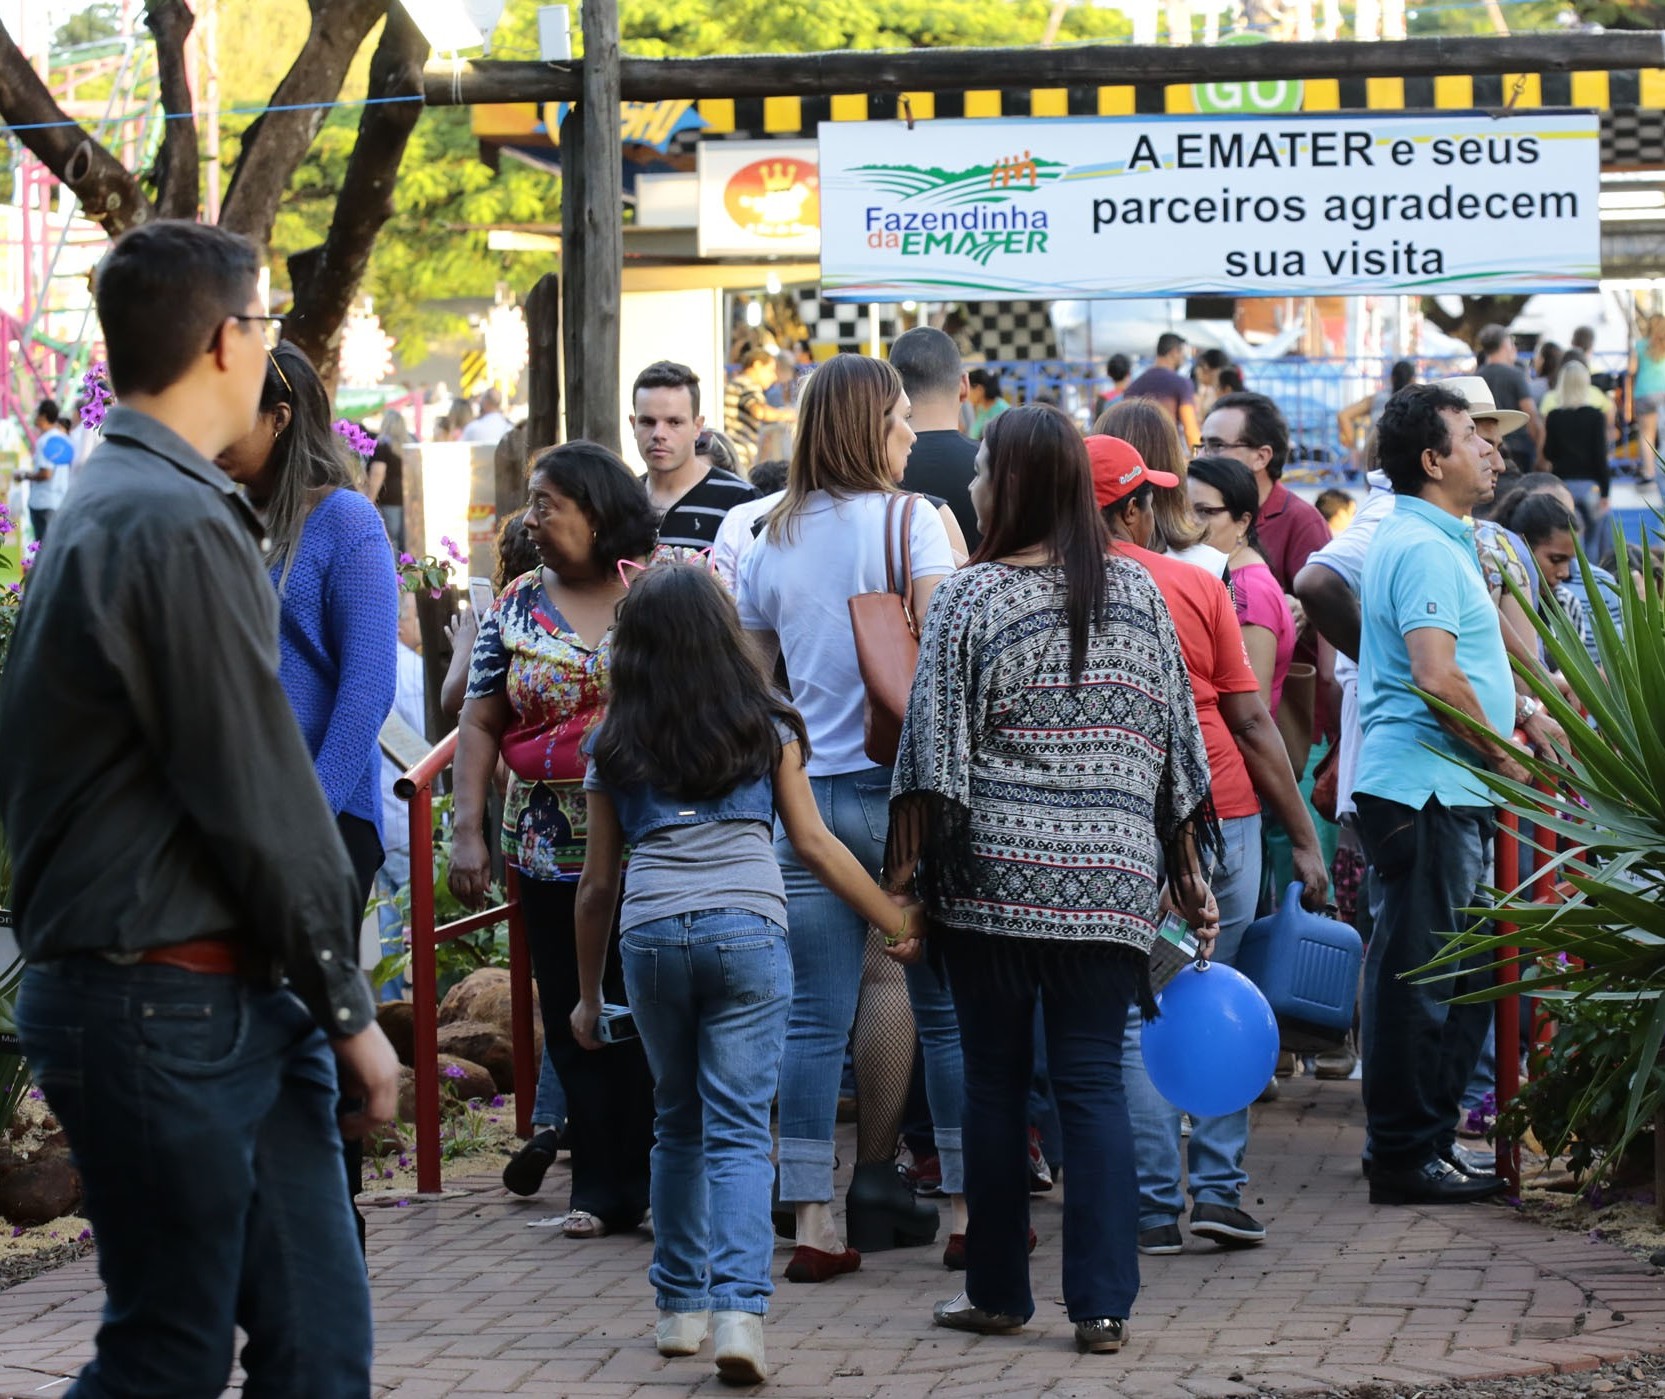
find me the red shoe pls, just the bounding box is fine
[943,1228,1037,1270]
[784,1244,862,1283]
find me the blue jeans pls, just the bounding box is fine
[943,935,1143,1323]
[532,1042,567,1129]
[622,910,792,1316]
[373,867,407,1002]
[1123,812,1262,1229]
[774,767,963,1200]
[17,957,372,1399]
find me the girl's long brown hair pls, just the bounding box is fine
[1093,396,1208,552]
[971,403,1108,684]
[766,353,901,543]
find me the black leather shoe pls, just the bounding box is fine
[1444,1143,1496,1176]
[1368,1156,1510,1206]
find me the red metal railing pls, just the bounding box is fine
[1492,782,1561,1195]
[398,730,536,1195]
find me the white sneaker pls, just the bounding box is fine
[655,1309,709,1357]
[712,1310,767,1384]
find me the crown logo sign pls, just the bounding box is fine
[758,161,801,193]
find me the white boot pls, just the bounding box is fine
[655,1309,709,1357]
[712,1310,767,1384]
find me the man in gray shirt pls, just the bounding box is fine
[0,221,397,1398]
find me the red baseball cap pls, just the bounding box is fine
[1086,435,1180,509]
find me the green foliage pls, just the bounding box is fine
[53,3,122,49]
[1415,525,1665,1186]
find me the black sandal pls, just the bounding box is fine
[502,1127,562,1197]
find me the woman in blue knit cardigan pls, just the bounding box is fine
[218,341,401,1242]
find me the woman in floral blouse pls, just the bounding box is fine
[450,442,658,1237]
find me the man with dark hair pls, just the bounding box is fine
[633,359,757,551]
[1201,390,1330,593]
[891,327,979,547]
[1095,352,1133,415]
[26,398,74,540]
[1122,332,1200,446]
[1475,323,1542,469]
[0,220,396,1396]
[1352,382,1522,1207]
[722,347,795,469]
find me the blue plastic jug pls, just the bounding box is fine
[1234,882,1364,1052]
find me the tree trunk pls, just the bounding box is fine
[285,4,428,385]
[0,23,153,233]
[143,0,201,220]
[218,0,389,248]
[524,273,560,460]
[1421,295,1533,350]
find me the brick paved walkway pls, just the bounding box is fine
[3,1079,1664,1397]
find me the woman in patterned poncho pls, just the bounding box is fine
[885,402,1222,1355]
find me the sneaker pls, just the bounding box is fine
[713,1311,767,1384]
[1276,1050,1297,1078]
[1256,1076,1281,1103]
[903,1154,944,1197]
[1189,1202,1266,1248]
[1314,1038,1358,1080]
[1137,1223,1182,1255]
[655,1309,709,1357]
[1074,1317,1128,1354]
[1027,1127,1053,1193]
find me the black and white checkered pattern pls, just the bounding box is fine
[959,301,1058,362]
[1605,109,1665,167]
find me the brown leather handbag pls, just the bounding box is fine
[848,493,922,765]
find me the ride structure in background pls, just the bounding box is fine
[0,6,168,449]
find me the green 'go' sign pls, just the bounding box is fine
[1191,33,1304,115]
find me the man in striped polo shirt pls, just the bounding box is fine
[632,359,758,552]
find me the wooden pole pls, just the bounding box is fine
[558,103,588,442]
[525,271,561,455]
[424,30,1665,107]
[575,0,621,456]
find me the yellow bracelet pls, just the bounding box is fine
[885,908,909,946]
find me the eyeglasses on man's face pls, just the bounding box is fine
[233,313,286,350]
[1194,437,1255,456]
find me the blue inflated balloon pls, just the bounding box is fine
[1142,961,1280,1119]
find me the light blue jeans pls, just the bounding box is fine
[774,767,964,1202]
[622,909,792,1316]
[1124,812,1262,1229]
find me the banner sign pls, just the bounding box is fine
[817,112,1600,301]
[697,141,821,257]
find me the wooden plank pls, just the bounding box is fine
[1642,67,1665,107]
[763,95,801,131]
[964,89,1001,117]
[1366,76,1405,108]
[424,32,1665,106]
[830,93,867,121]
[558,103,588,443]
[1032,87,1068,116]
[1502,72,1543,107]
[697,97,735,132]
[524,272,560,457]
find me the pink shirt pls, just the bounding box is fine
[1230,560,1296,717]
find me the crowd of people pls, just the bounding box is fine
[0,217,1646,1396]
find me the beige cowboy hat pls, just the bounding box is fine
[1432,375,1529,436]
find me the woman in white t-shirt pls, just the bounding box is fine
[738,354,967,1282]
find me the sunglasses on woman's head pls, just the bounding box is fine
[695,431,714,454]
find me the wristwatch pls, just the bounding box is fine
[1516,696,1543,723]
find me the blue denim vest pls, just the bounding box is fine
[604,769,776,847]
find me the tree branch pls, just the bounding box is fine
[219,0,387,247]
[143,0,200,220]
[0,23,152,233]
[284,3,428,384]
[1421,294,1533,347]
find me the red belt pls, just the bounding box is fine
[136,937,241,976]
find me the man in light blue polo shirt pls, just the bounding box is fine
[1353,382,1526,1209]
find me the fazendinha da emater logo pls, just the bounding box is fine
[858,150,1065,264]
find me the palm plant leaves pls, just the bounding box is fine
[1408,522,1665,1181]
